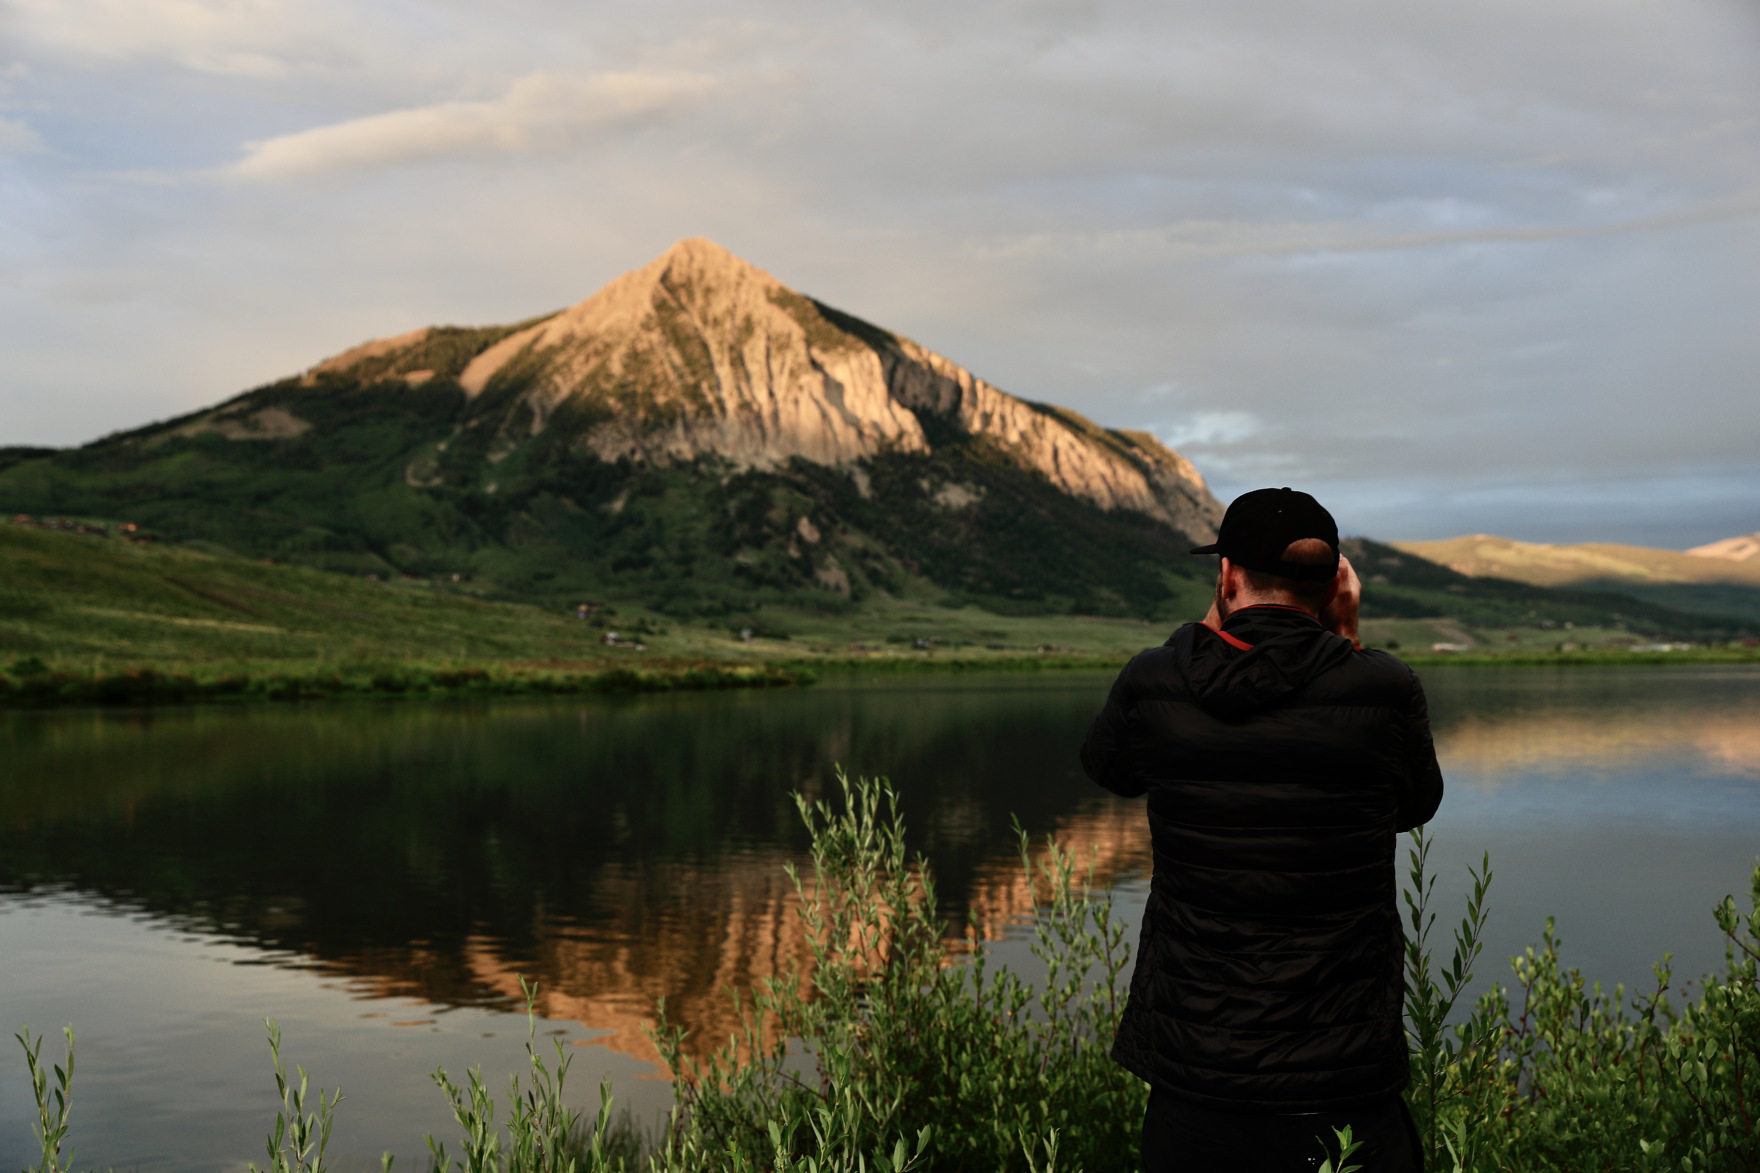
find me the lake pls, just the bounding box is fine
[3,665,1758,1171]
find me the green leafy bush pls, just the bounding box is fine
[651,771,1140,1173]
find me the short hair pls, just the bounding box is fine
[1238,539,1336,611]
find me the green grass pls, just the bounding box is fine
[0,520,617,666]
[0,522,1183,672]
[0,523,812,701]
[1357,616,1760,663]
[1397,646,1760,667]
[4,523,1756,708]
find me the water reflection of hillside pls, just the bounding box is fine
[7,667,1754,1071]
[1438,712,1760,778]
[1423,667,1760,779]
[426,809,1149,1066]
[0,679,1148,1066]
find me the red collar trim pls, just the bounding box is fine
[1212,628,1255,651]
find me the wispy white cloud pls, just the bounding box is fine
[227,71,720,181]
[4,0,338,77]
[1159,411,1262,448]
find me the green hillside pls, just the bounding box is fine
[1600,582,1760,624]
[0,521,1223,682]
[3,514,1748,679]
[6,389,1750,643]
[0,518,625,667]
[0,378,1221,623]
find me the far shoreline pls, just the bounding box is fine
[2,644,1756,710]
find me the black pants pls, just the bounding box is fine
[1141,1087,1423,1173]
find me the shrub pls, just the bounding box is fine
[1402,835,1760,1173]
[651,771,1139,1172]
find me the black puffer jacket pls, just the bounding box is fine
[1081,605,1444,1112]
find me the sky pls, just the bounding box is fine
[2,0,1757,548]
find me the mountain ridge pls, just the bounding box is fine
[283,238,1221,540]
[0,239,1226,620]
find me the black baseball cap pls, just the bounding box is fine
[1190,487,1340,582]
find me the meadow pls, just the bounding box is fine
[3,522,1755,708]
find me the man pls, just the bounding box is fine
[1081,487,1444,1172]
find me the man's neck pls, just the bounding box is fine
[1220,598,1319,622]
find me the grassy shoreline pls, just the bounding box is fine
[796,642,1760,675]
[2,642,1756,709]
[1393,644,1760,668]
[0,658,810,708]
[6,520,1756,708]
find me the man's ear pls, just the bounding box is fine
[1218,557,1241,600]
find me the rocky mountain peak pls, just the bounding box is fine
[301,238,1221,541]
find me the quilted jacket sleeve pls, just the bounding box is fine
[1396,668,1445,831]
[1081,664,1147,798]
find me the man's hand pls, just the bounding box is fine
[1320,555,1362,648]
[1202,590,1223,631]
[1202,569,1225,630]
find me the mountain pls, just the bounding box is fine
[316,237,1219,537]
[3,238,1748,640]
[1394,534,1760,624]
[1689,532,1760,562]
[0,239,1224,620]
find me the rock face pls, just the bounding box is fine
[313,237,1221,542]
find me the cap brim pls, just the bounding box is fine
[1189,543,1220,555]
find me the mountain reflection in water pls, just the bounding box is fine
[0,677,1151,1067]
[1423,666,1760,781]
[2,666,1757,1080]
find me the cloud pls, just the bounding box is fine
[227,71,720,181]
[1158,411,1262,449]
[4,0,336,77]
[4,0,1759,545]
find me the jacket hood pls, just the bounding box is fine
[1169,607,1357,719]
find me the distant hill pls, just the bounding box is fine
[1688,532,1760,562]
[1395,534,1760,624]
[1336,536,1750,638]
[0,239,1223,621]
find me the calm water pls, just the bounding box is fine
[2,666,1758,1171]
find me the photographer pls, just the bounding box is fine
[1082,487,1444,1172]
